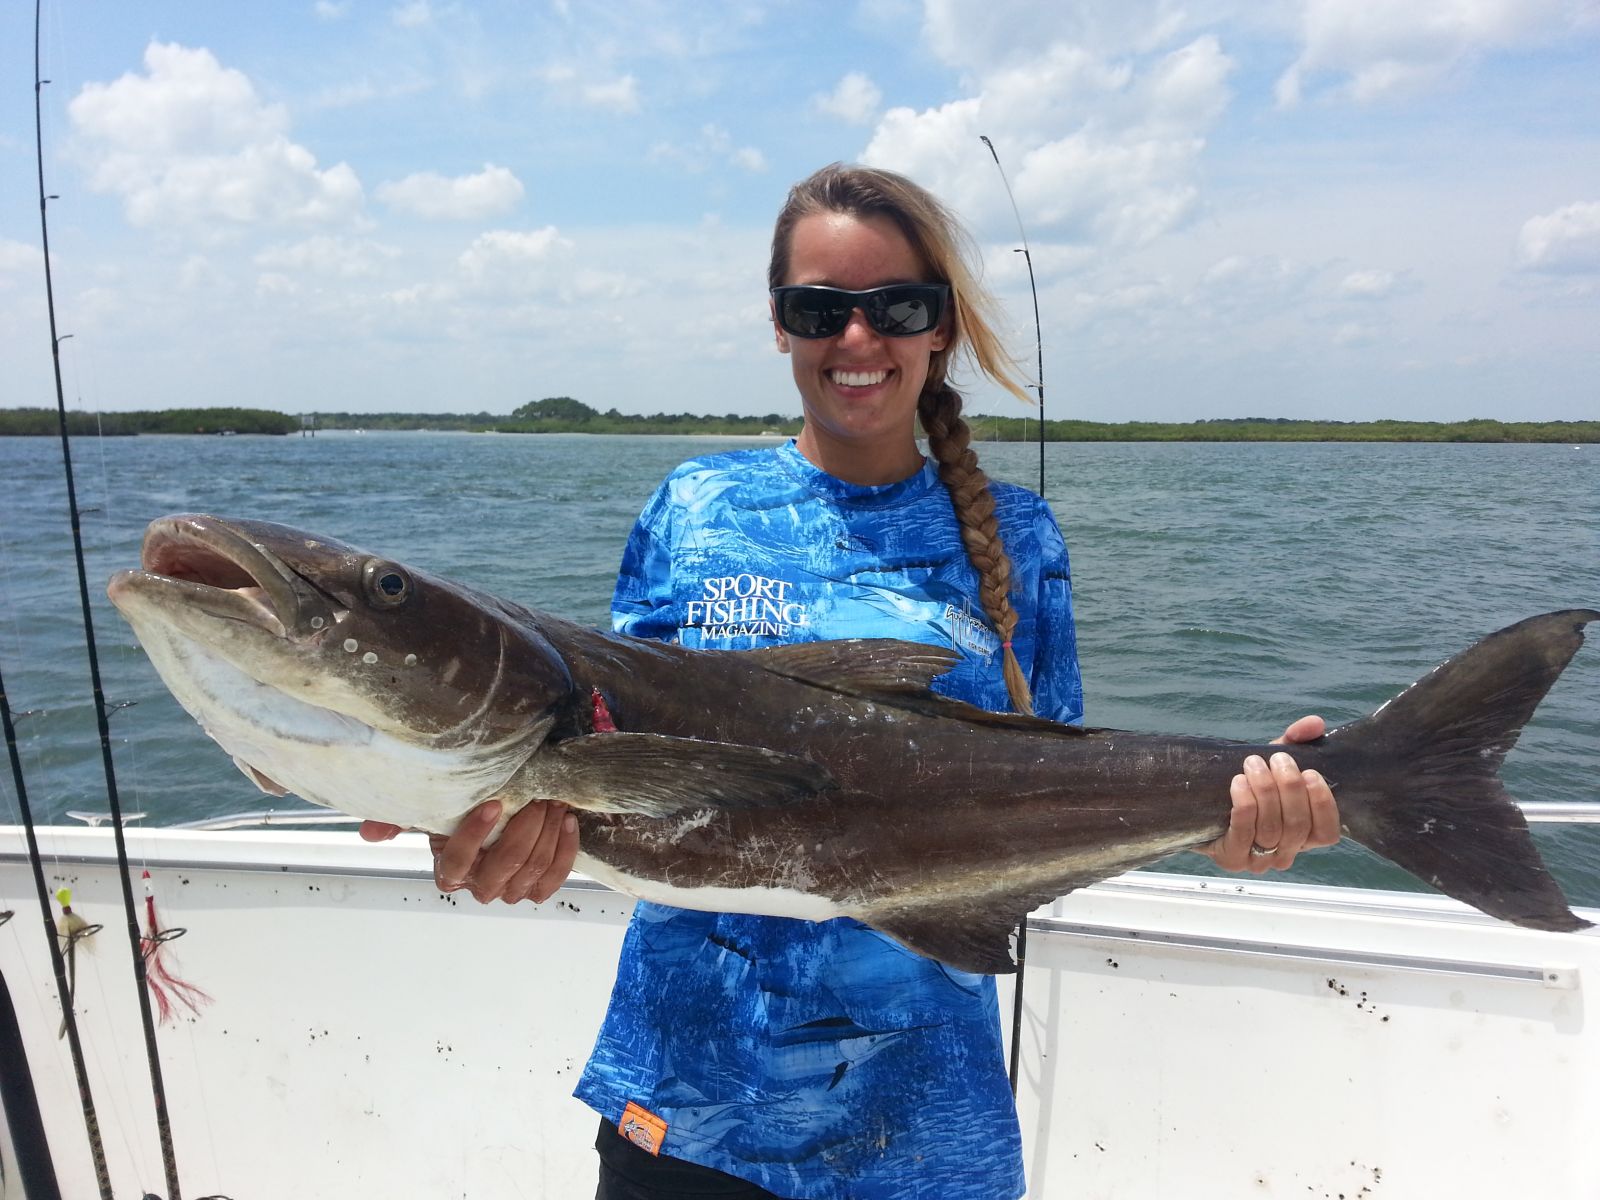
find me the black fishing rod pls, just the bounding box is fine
[979,134,1046,1098]
[1,658,99,1200]
[34,3,185,1195]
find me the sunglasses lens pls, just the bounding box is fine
[869,288,940,336]
[778,291,851,338]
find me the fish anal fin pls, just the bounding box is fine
[500,732,835,818]
[865,895,1049,976]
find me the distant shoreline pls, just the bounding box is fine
[0,407,1594,443]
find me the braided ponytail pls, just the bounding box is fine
[918,384,1035,715]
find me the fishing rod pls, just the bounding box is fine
[33,3,186,1195]
[2,657,104,1200]
[979,134,1047,1097]
[979,136,1046,492]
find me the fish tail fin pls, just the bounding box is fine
[1333,609,1598,932]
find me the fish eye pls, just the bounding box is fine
[362,560,412,608]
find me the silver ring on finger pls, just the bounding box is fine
[1249,843,1279,858]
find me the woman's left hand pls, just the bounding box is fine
[1198,715,1341,874]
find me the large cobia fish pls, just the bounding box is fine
[107,514,1595,973]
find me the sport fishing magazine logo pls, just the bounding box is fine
[686,574,811,640]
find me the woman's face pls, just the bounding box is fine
[775,211,949,485]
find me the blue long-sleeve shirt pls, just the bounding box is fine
[575,440,1081,1200]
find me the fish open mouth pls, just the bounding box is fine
[108,515,303,639]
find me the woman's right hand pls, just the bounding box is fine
[358,799,580,905]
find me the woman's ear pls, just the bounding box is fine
[930,314,951,353]
[771,299,790,354]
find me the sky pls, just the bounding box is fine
[1,0,1597,423]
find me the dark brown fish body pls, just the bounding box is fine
[108,515,1594,973]
[530,610,1595,971]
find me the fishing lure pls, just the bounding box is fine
[55,887,101,1038]
[141,869,211,1024]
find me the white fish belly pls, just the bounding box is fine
[575,853,850,922]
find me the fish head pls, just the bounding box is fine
[106,515,572,816]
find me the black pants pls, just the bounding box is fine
[595,1117,787,1199]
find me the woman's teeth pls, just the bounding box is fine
[830,369,889,387]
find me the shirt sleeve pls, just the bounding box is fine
[1028,498,1084,725]
[611,480,681,642]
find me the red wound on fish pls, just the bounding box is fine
[591,687,618,733]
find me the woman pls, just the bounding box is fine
[364,164,1338,1199]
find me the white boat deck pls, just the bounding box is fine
[2,825,1596,1198]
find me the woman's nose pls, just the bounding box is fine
[837,306,880,345]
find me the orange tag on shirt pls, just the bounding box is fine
[619,1101,668,1156]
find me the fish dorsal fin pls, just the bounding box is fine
[746,639,960,697]
[745,639,1091,737]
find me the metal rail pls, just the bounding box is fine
[1030,917,1580,988]
[61,799,1600,832]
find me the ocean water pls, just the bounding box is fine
[1,431,1596,903]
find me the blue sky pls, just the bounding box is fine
[1,1,1597,422]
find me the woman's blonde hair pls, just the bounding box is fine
[769,163,1039,714]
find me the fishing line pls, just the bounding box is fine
[34,3,186,1196]
[978,134,1049,1098]
[1,655,114,1199]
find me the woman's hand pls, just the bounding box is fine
[1198,715,1340,874]
[358,799,581,904]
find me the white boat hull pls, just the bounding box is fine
[2,826,1596,1198]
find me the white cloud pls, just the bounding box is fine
[1332,320,1377,346]
[1339,268,1398,297]
[307,76,431,111]
[1517,200,1600,272]
[1276,0,1590,105]
[313,1,349,20]
[919,0,1219,69]
[255,236,402,278]
[864,35,1232,247]
[392,1,433,28]
[177,254,228,291]
[815,72,882,124]
[376,164,525,220]
[256,272,297,296]
[581,75,641,114]
[68,42,363,228]
[458,227,574,285]
[649,124,766,174]
[0,239,39,274]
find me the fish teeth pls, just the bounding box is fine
[830,369,888,387]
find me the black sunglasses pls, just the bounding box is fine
[770,283,950,339]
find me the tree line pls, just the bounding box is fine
[965,416,1600,443]
[0,407,298,436]
[2,401,1594,442]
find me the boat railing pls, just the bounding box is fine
[64,799,1600,831]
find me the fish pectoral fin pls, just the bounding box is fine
[231,755,288,797]
[500,732,835,817]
